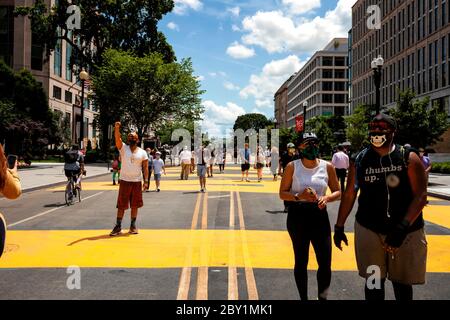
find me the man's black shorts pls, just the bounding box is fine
[241,163,250,172]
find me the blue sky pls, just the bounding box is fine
[159,0,356,137]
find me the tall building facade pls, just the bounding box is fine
[351,0,450,151]
[274,75,295,129]
[286,38,349,128]
[0,0,99,148]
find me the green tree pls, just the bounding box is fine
[93,49,204,149]
[345,104,371,153]
[390,89,449,148]
[15,0,176,69]
[233,113,271,132]
[0,60,61,157]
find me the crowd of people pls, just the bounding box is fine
[0,114,435,301]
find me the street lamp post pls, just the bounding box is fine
[273,118,278,129]
[302,101,308,132]
[371,55,384,115]
[79,69,89,149]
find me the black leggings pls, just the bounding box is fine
[287,203,332,300]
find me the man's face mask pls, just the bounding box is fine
[369,122,394,148]
[299,141,319,160]
[127,134,138,146]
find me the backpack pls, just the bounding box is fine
[64,150,79,164]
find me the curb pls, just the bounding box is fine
[21,172,111,194]
[428,191,450,201]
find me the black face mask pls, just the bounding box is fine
[128,140,137,147]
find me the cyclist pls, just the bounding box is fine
[64,144,85,198]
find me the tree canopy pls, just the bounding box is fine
[92,49,204,146]
[15,0,176,69]
[233,113,271,132]
[389,89,449,148]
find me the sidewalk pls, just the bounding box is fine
[17,163,111,192]
[428,173,450,200]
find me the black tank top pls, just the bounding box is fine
[355,144,424,234]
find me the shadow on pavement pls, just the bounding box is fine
[68,233,133,246]
[266,210,286,215]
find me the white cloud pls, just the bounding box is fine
[231,24,241,32]
[227,6,240,17]
[219,71,227,77]
[223,81,240,91]
[196,75,205,81]
[167,22,180,31]
[174,0,203,15]
[208,72,217,78]
[282,0,321,15]
[226,41,256,59]
[241,0,354,54]
[201,100,246,137]
[240,55,305,109]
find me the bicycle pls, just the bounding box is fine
[65,172,82,206]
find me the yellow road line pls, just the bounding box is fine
[423,204,450,229]
[228,191,238,300]
[177,193,202,300]
[196,193,209,300]
[236,191,259,300]
[1,230,450,272]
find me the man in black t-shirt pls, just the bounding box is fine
[334,113,428,301]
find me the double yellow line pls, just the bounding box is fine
[177,191,259,300]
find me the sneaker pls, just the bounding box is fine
[201,189,205,193]
[0,213,6,258]
[129,226,139,234]
[246,179,250,182]
[110,224,122,236]
[157,188,160,192]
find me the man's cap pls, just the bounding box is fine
[369,113,397,131]
[297,132,319,146]
[287,143,295,148]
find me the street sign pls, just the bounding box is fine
[295,115,304,132]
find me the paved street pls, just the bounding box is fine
[0,165,449,300]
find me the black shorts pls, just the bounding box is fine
[65,169,81,179]
[256,163,264,169]
[241,163,250,172]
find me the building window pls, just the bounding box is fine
[335,57,346,66]
[0,6,14,67]
[335,94,346,103]
[334,82,346,91]
[443,63,447,87]
[84,98,89,110]
[322,82,333,91]
[53,86,62,100]
[65,90,72,103]
[335,70,346,79]
[54,36,62,77]
[323,69,333,78]
[322,94,333,103]
[31,31,43,71]
[65,31,73,81]
[323,57,333,66]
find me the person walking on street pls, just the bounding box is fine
[265,146,271,167]
[196,144,210,192]
[256,145,265,182]
[190,150,196,174]
[145,148,153,191]
[217,148,225,173]
[332,145,349,193]
[112,154,121,185]
[279,142,300,212]
[0,143,22,258]
[334,113,428,301]
[110,122,149,236]
[207,146,215,178]
[179,146,192,180]
[153,152,166,192]
[279,133,341,300]
[270,146,279,181]
[240,143,251,182]
[418,148,431,185]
